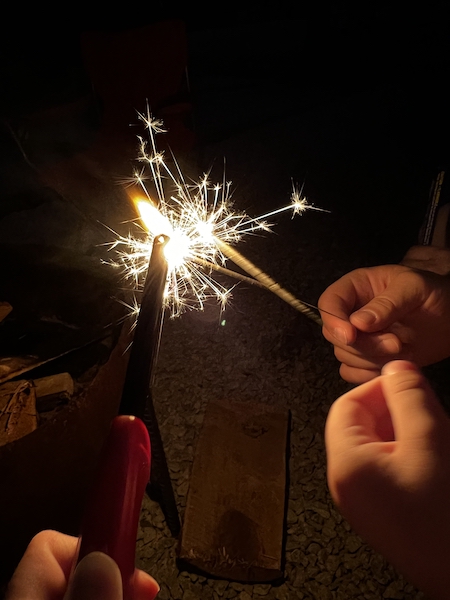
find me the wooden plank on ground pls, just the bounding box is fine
[178,399,289,582]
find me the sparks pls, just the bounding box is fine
[107,107,319,317]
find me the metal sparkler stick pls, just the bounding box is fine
[192,256,347,323]
[421,170,445,245]
[119,234,180,536]
[215,239,323,326]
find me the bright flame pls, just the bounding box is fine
[106,107,323,316]
[134,199,172,237]
[134,199,189,268]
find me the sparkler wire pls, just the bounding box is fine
[215,239,323,325]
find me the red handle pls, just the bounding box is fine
[77,415,151,600]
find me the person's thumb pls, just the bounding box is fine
[63,552,122,600]
[349,274,424,332]
[380,360,446,452]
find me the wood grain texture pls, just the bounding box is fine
[179,399,289,582]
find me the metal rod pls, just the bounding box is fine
[422,170,445,245]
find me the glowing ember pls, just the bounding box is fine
[106,107,323,317]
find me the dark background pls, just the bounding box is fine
[1,3,449,258]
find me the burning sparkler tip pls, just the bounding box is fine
[107,110,326,319]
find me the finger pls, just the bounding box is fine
[334,346,381,371]
[5,531,77,600]
[319,299,358,347]
[318,274,368,346]
[319,267,392,344]
[329,330,402,360]
[334,332,406,370]
[63,552,122,600]
[326,376,393,451]
[380,360,448,452]
[325,376,391,504]
[336,339,417,384]
[339,363,381,384]
[134,569,160,600]
[349,271,426,333]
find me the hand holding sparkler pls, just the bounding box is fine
[319,263,450,383]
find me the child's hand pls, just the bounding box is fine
[5,530,159,600]
[325,360,450,599]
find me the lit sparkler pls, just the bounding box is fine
[107,108,324,324]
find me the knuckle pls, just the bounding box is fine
[372,296,398,313]
[389,370,424,394]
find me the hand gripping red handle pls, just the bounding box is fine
[77,415,151,600]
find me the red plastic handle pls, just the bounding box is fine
[77,415,151,600]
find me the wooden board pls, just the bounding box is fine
[178,399,289,582]
[0,381,37,446]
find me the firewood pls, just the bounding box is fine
[0,373,74,417]
[34,372,74,412]
[178,399,289,582]
[0,381,38,446]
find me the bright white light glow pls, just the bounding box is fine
[106,107,321,316]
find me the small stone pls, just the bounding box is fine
[171,583,184,598]
[345,535,362,553]
[157,585,171,600]
[253,583,270,595]
[213,580,229,596]
[383,581,405,599]
[293,568,306,587]
[274,584,290,600]
[285,536,302,551]
[307,541,321,555]
[287,508,298,524]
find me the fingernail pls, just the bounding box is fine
[382,360,418,376]
[333,327,348,345]
[64,553,122,600]
[377,337,401,354]
[353,310,377,326]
